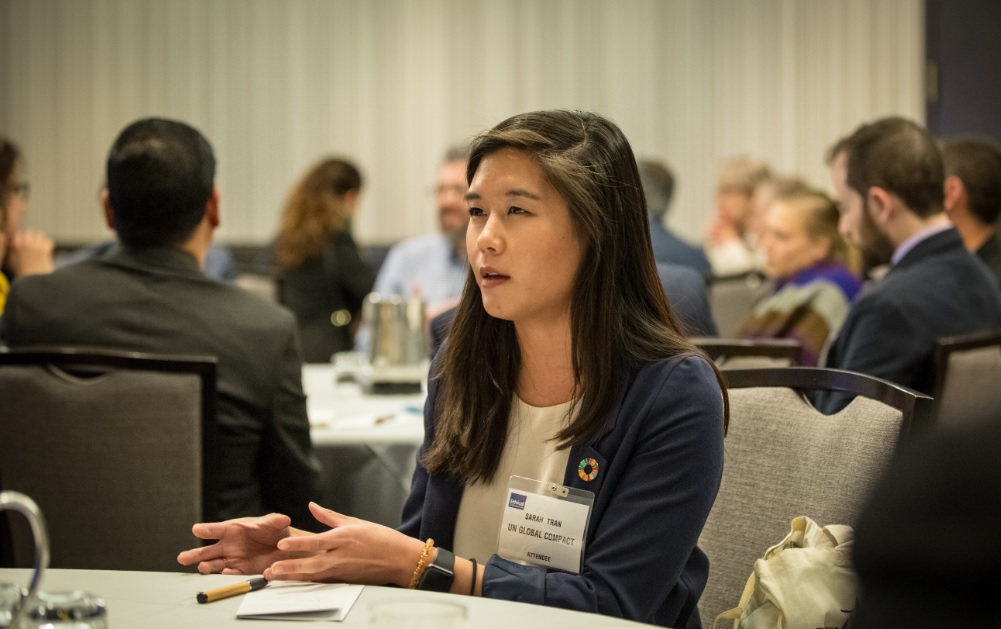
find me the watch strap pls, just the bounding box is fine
[416,547,455,592]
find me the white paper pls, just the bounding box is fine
[236,581,364,622]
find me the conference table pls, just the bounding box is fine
[0,568,657,628]
[302,365,426,527]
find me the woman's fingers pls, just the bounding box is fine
[259,513,293,530]
[265,569,327,582]
[190,513,290,541]
[278,530,339,552]
[268,554,335,579]
[191,521,231,540]
[307,502,349,528]
[197,558,229,574]
[177,544,219,566]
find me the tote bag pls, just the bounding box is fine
[713,516,857,629]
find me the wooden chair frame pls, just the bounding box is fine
[931,328,1001,424]
[724,366,934,441]
[694,337,802,365]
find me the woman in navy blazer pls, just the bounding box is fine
[179,110,727,628]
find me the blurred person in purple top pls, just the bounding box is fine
[737,187,862,366]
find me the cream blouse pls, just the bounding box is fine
[452,395,575,563]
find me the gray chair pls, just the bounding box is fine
[932,329,1001,427]
[708,271,772,338]
[697,367,933,623]
[0,348,217,571]
[694,337,801,368]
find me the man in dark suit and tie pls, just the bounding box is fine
[818,117,1001,410]
[1,118,321,528]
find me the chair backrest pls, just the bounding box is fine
[708,271,771,338]
[0,348,217,571]
[932,329,1001,427]
[697,367,933,622]
[694,337,801,368]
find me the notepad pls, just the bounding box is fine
[235,581,363,621]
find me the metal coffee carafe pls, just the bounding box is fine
[0,492,107,629]
[358,293,428,394]
[0,491,47,628]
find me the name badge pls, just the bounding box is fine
[497,475,594,573]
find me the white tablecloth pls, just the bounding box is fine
[0,568,657,628]
[302,365,426,528]
[303,364,426,446]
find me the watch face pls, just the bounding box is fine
[418,548,455,592]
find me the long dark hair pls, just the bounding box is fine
[0,136,22,233]
[273,158,362,270]
[424,110,728,483]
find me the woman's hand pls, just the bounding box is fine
[706,214,740,246]
[9,229,54,276]
[265,502,425,587]
[177,512,306,575]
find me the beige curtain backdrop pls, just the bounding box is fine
[0,0,923,247]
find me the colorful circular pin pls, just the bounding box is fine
[578,457,599,481]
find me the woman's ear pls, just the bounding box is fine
[342,189,361,214]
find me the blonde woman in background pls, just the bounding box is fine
[273,157,375,363]
[737,187,862,366]
[704,155,772,276]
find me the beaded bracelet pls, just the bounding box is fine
[407,538,435,589]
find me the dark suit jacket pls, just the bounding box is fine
[649,219,712,279]
[399,355,725,628]
[2,245,321,528]
[657,262,718,337]
[976,231,1001,287]
[821,228,1001,406]
[276,231,375,363]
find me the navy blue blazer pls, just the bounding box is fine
[658,262,718,337]
[399,355,725,628]
[822,228,1001,404]
[649,219,713,280]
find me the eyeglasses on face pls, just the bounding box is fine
[433,184,467,198]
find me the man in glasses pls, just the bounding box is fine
[370,144,470,321]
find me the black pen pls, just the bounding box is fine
[196,576,268,604]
